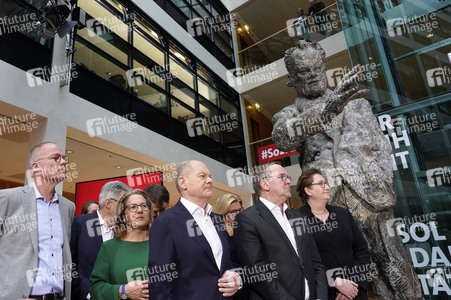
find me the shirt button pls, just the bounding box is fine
[50,218,52,221]
[51,253,54,256]
[51,235,53,239]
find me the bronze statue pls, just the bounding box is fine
[272,40,423,299]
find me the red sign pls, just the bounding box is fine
[257,143,299,164]
[74,172,162,215]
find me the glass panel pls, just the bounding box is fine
[171,81,196,108]
[104,0,128,14]
[135,84,167,113]
[221,97,238,117]
[132,59,166,90]
[78,0,129,42]
[73,41,127,90]
[133,30,165,67]
[77,27,128,65]
[198,78,218,105]
[192,0,209,18]
[170,0,191,18]
[134,15,163,46]
[171,98,195,122]
[170,57,194,89]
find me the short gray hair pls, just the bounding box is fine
[175,161,194,193]
[98,181,132,208]
[253,162,281,197]
[29,142,57,165]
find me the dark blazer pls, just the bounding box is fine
[234,200,328,300]
[148,200,235,300]
[297,204,371,300]
[70,211,104,300]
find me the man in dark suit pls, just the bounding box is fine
[70,181,131,300]
[234,161,328,300]
[148,160,240,300]
[0,142,75,300]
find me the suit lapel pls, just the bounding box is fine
[256,201,299,259]
[21,185,38,256]
[173,201,219,270]
[286,210,304,265]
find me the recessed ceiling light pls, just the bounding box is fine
[115,165,122,169]
[106,72,112,75]
[66,150,73,154]
[426,34,433,38]
[255,103,261,112]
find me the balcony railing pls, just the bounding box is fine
[238,3,343,72]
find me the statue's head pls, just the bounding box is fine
[284,40,327,99]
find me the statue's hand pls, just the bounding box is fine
[334,65,370,101]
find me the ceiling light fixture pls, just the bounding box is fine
[66,150,73,154]
[255,103,261,112]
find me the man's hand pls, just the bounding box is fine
[218,270,241,297]
[334,277,358,299]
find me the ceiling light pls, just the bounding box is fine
[426,33,433,38]
[237,27,242,33]
[115,165,122,169]
[66,150,73,154]
[151,30,159,39]
[244,24,250,33]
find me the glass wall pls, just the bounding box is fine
[154,0,235,69]
[338,1,451,299]
[70,0,246,168]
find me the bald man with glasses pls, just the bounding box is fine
[0,142,75,300]
[233,161,327,300]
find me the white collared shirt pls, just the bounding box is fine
[259,197,310,300]
[96,210,114,242]
[180,197,223,270]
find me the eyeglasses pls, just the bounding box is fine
[266,173,292,182]
[36,155,69,163]
[309,181,329,188]
[126,203,149,212]
[227,208,244,215]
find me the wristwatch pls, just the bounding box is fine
[120,284,128,299]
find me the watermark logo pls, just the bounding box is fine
[25,162,78,187]
[326,63,378,89]
[0,13,37,36]
[26,263,76,288]
[290,213,338,237]
[385,213,437,238]
[186,13,238,37]
[326,263,377,287]
[0,113,38,136]
[0,213,37,236]
[230,263,278,285]
[386,13,438,37]
[126,267,148,281]
[185,113,238,137]
[186,216,235,237]
[26,63,78,87]
[286,113,336,139]
[286,12,339,38]
[126,66,176,88]
[426,166,451,187]
[225,165,268,188]
[426,67,451,87]
[226,63,278,87]
[86,113,138,137]
[86,13,136,37]
[147,263,178,283]
[86,219,102,237]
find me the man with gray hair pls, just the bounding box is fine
[70,181,131,300]
[0,141,75,300]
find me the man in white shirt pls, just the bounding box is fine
[234,161,327,300]
[148,160,240,300]
[70,181,131,299]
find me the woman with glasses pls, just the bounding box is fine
[90,189,152,300]
[214,193,244,236]
[296,169,371,300]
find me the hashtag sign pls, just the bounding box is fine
[257,144,299,164]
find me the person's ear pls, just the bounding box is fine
[178,176,188,190]
[260,179,270,192]
[304,186,312,197]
